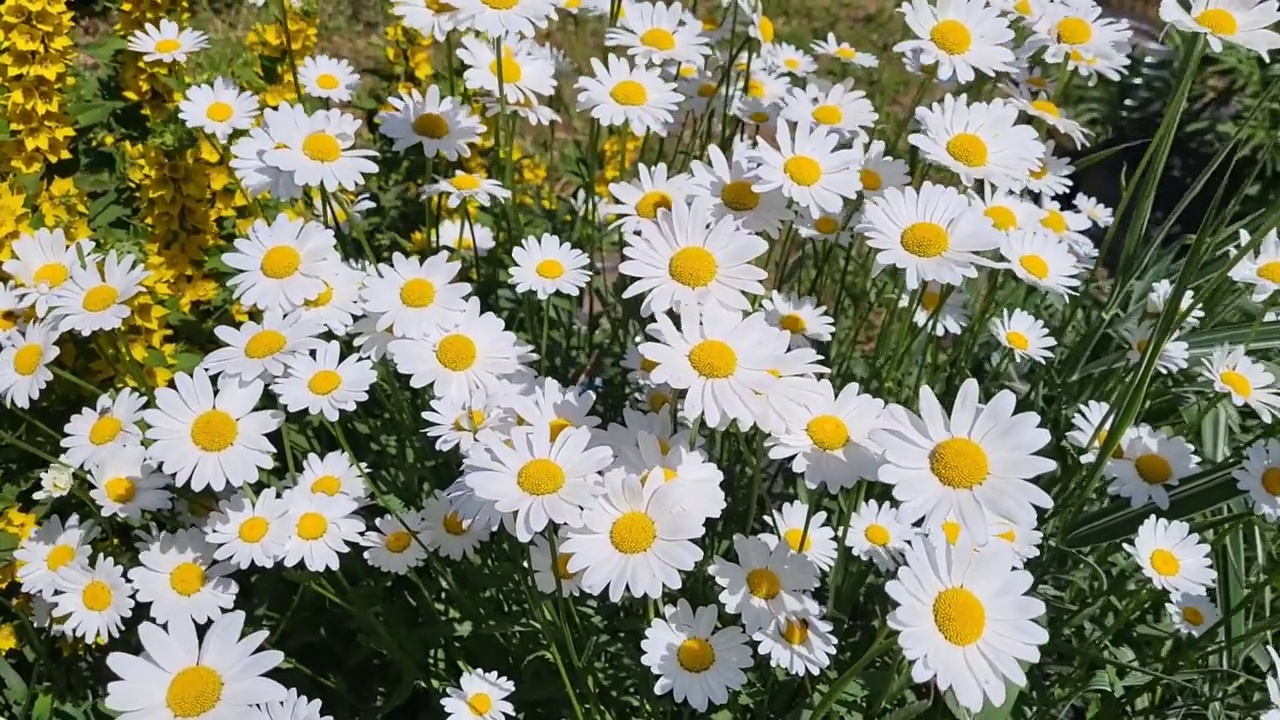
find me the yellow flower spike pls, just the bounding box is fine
[0,624,18,656]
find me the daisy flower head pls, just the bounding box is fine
[279,490,366,572]
[50,555,134,644]
[812,32,880,66]
[1159,0,1280,57]
[143,369,284,492]
[1000,230,1081,296]
[456,37,558,104]
[89,445,173,520]
[709,533,819,633]
[229,104,306,200]
[1033,0,1134,67]
[0,320,60,409]
[1201,344,1280,421]
[909,94,1044,189]
[361,511,428,574]
[60,388,146,470]
[222,213,338,313]
[0,281,32,339]
[202,310,324,384]
[391,0,463,39]
[503,375,602,443]
[905,282,970,336]
[441,669,515,720]
[755,612,839,676]
[1074,193,1114,227]
[1121,321,1190,375]
[886,538,1049,713]
[1167,592,1220,637]
[617,195,768,316]
[561,473,705,602]
[14,514,97,599]
[387,297,534,401]
[749,119,863,218]
[361,251,470,338]
[760,500,838,572]
[204,488,289,569]
[263,106,380,192]
[858,181,1000,289]
[893,0,1016,83]
[287,261,365,335]
[293,450,368,500]
[576,54,683,136]
[259,689,333,720]
[2,229,97,315]
[780,80,878,142]
[872,378,1056,540]
[126,19,208,63]
[846,499,917,571]
[970,185,1038,234]
[1011,91,1091,147]
[605,1,711,67]
[1145,278,1204,328]
[1230,227,1280,302]
[424,171,512,208]
[463,425,613,541]
[509,234,591,299]
[604,162,692,232]
[640,599,753,712]
[859,139,911,197]
[377,86,484,159]
[1024,139,1077,197]
[767,41,819,76]
[437,218,498,256]
[33,460,74,503]
[1105,428,1201,510]
[989,308,1057,363]
[1125,515,1217,595]
[128,528,238,625]
[762,291,834,348]
[272,340,377,421]
[767,379,886,492]
[687,144,792,235]
[421,490,492,560]
[1065,399,1126,461]
[104,611,286,719]
[1235,438,1280,520]
[452,0,557,37]
[178,77,259,142]
[421,388,514,453]
[1034,198,1093,256]
[299,55,359,102]
[530,530,584,596]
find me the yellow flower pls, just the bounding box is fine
[1,507,37,541]
[0,624,18,656]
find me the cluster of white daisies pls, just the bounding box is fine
[7,0,1280,716]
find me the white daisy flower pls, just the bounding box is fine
[687,143,792,235]
[1120,321,1190,375]
[972,186,1039,234]
[909,94,1043,189]
[1012,92,1090,147]
[605,0,711,67]
[759,500,838,573]
[259,689,334,720]
[859,139,911,196]
[576,54,682,136]
[279,490,366,572]
[1073,193,1114,227]
[1,229,96,314]
[640,599,753,712]
[872,378,1056,542]
[1065,399,1126,461]
[361,511,428,574]
[989,517,1042,568]
[376,86,484,159]
[767,379,886,492]
[362,250,470,339]
[60,388,146,470]
[509,234,591,299]
[391,0,462,39]
[617,195,768,316]
[441,669,516,720]
[299,54,359,102]
[125,19,208,63]
[129,528,239,625]
[421,490,491,560]
[0,281,31,339]
[1167,593,1220,637]
[263,105,380,192]
[452,0,557,36]
[423,171,512,208]
[1230,227,1280,302]
[504,376,601,442]
[1033,0,1134,67]
[893,0,1016,83]
[50,555,134,643]
[1024,139,1076,196]
[1125,515,1217,595]
[421,388,514,453]
[1201,344,1280,422]
[1159,0,1280,57]
[104,611,286,718]
[846,499,917,571]
[14,514,97,599]
[1000,231,1081,296]
[562,473,704,602]
[709,534,819,634]
[812,32,879,66]
[437,218,498,257]
[604,162,692,231]
[178,77,259,142]
[530,530,584,596]
[1105,428,1200,510]
[1145,278,1204,328]
[858,181,1000,289]
[1235,438,1280,521]
[767,41,819,75]
[754,613,838,676]
[989,308,1057,363]
[201,310,325,383]
[749,119,863,218]
[780,80,877,141]
[88,445,172,519]
[457,36,558,104]
[272,340,377,421]
[0,320,60,409]
[229,104,306,200]
[142,369,284,492]
[762,291,834,348]
[904,282,970,336]
[293,450,369,500]
[222,213,339,313]
[32,459,74,502]
[204,487,289,569]
[887,538,1049,713]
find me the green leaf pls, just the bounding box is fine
[31,693,52,720]
[68,100,125,128]
[1183,321,1280,354]
[81,36,127,64]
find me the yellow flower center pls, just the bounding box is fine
[783,155,823,186]
[467,692,493,716]
[864,523,890,547]
[635,190,673,220]
[676,637,716,672]
[783,528,813,552]
[860,168,883,192]
[547,418,573,442]
[1150,548,1180,577]
[779,313,806,334]
[89,415,123,445]
[668,246,718,288]
[696,82,717,98]
[806,414,850,451]
[814,216,840,235]
[929,438,989,489]
[922,290,941,312]
[46,545,75,571]
[1257,261,1280,283]
[516,458,566,496]
[451,173,482,191]
[1182,606,1205,626]
[1031,99,1061,118]
[238,516,269,543]
[1030,162,1049,180]
[190,410,238,453]
[315,73,340,90]
[490,54,524,83]
[205,101,234,122]
[1056,17,1093,44]
[609,511,657,554]
[746,567,781,599]
[648,390,671,412]
[757,15,775,42]
[13,344,43,376]
[900,222,950,258]
[782,619,809,645]
[610,79,649,106]
[105,477,136,504]
[811,104,843,125]
[1196,8,1238,34]
[1041,209,1068,234]
[720,180,759,211]
[746,79,766,99]
[260,245,302,279]
[554,552,575,579]
[453,409,486,432]
[985,206,1018,231]
[304,283,332,308]
[81,284,119,313]
[399,277,437,308]
[0,311,16,331]
[930,19,973,54]
[33,262,69,288]
[835,45,858,59]
[296,511,329,541]
[166,665,224,718]
[1219,370,1252,397]
[1014,0,1032,13]
[302,132,342,163]
[1019,254,1049,279]
[997,528,1016,542]
[436,334,478,371]
[946,132,988,168]
[384,531,413,553]
[933,587,986,646]
[307,370,342,396]
[442,512,467,536]
[412,112,450,139]
[535,259,565,279]
[244,329,286,359]
[169,562,206,597]
[1261,467,1280,495]
[1005,331,1030,351]
[687,339,736,379]
[942,520,961,545]
[310,475,342,495]
[1135,453,1173,485]
[482,0,518,8]
[640,27,676,51]
[82,580,113,612]
[154,38,183,54]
